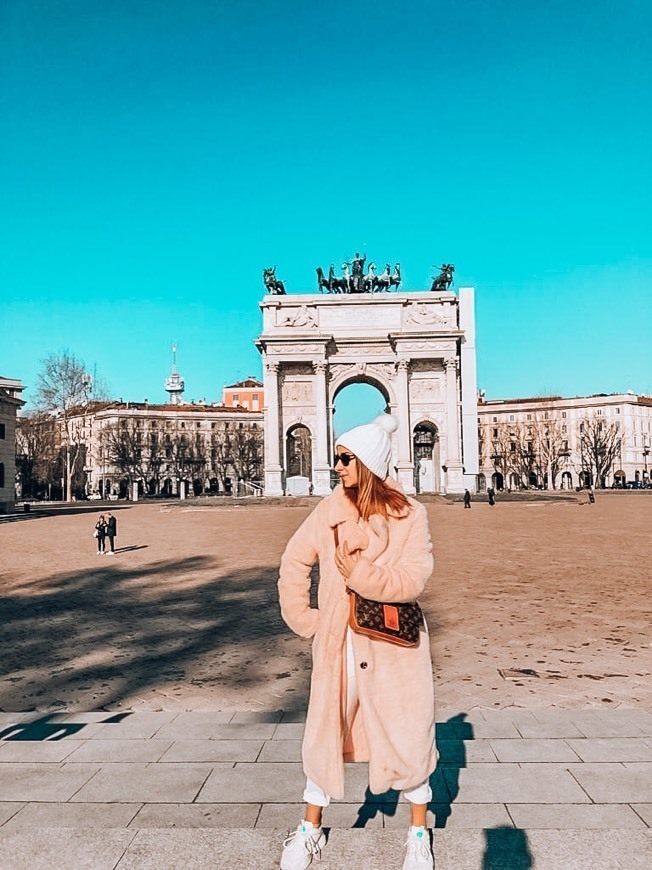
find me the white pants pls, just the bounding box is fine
[303,629,433,808]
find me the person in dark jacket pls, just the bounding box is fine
[463,489,471,509]
[487,487,496,506]
[95,515,107,555]
[106,512,117,555]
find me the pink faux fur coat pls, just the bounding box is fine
[278,481,437,799]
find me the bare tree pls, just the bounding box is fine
[528,411,567,489]
[16,412,58,498]
[34,352,109,501]
[487,422,516,489]
[229,423,264,484]
[101,420,142,493]
[576,417,623,488]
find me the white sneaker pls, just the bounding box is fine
[280,820,326,870]
[403,826,433,870]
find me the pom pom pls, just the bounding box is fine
[373,413,398,434]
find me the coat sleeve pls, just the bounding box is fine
[278,503,323,638]
[345,503,433,603]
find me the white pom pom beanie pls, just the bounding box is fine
[336,414,398,480]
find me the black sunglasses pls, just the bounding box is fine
[333,452,355,467]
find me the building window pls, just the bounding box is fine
[196,422,201,428]
[233,394,239,402]
[616,408,620,414]
[526,414,532,421]
[0,463,4,487]
[0,423,5,439]
[562,425,567,434]
[509,414,515,422]
[180,421,185,428]
[253,394,259,400]
[561,411,567,419]
[597,409,602,416]
[492,416,497,423]
[211,422,216,429]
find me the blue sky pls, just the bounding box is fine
[2,0,651,428]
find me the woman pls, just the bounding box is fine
[278,414,437,870]
[94,515,107,555]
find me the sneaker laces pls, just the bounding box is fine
[283,825,323,858]
[405,829,432,864]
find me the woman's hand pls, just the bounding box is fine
[335,541,360,579]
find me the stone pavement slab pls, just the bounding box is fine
[566,737,652,762]
[88,713,178,740]
[0,802,24,826]
[70,762,215,803]
[0,828,136,870]
[489,737,581,762]
[633,804,652,826]
[257,739,302,762]
[570,762,652,803]
[0,763,98,802]
[3,801,141,829]
[64,739,173,763]
[0,740,86,763]
[155,720,276,741]
[507,802,648,829]
[160,739,264,763]
[442,762,591,803]
[129,803,260,828]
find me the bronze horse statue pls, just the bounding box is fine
[431,263,454,292]
[263,266,286,295]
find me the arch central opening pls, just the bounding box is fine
[332,380,389,440]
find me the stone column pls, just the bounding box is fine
[263,359,284,496]
[312,361,332,496]
[395,358,415,495]
[444,357,464,493]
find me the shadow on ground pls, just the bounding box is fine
[0,555,291,713]
[483,826,534,869]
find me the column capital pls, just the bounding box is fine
[444,357,458,372]
[396,357,410,373]
[312,360,328,375]
[265,360,280,374]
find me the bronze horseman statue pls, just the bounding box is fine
[263,266,286,295]
[431,263,455,292]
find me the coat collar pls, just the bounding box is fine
[326,477,411,527]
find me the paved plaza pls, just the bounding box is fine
[1,494,651,867]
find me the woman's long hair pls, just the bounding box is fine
[343,459,411,520]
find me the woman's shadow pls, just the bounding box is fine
[352,712,472,828]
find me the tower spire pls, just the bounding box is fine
[165,342,185,405]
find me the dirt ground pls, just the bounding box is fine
[1,494,650,715]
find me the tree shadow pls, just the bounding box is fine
[0,555,296,715]
[483,826,534,869]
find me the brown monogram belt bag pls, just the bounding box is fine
[334,526,423,648]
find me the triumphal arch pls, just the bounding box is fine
[256,262,478,497]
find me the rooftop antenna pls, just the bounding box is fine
[165,341,185,405]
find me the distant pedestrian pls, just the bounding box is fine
[487,487,496,507]
[94,515,107,554]
[463,489,471,509]
[587,489,595,504]
[106,512,117,554]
